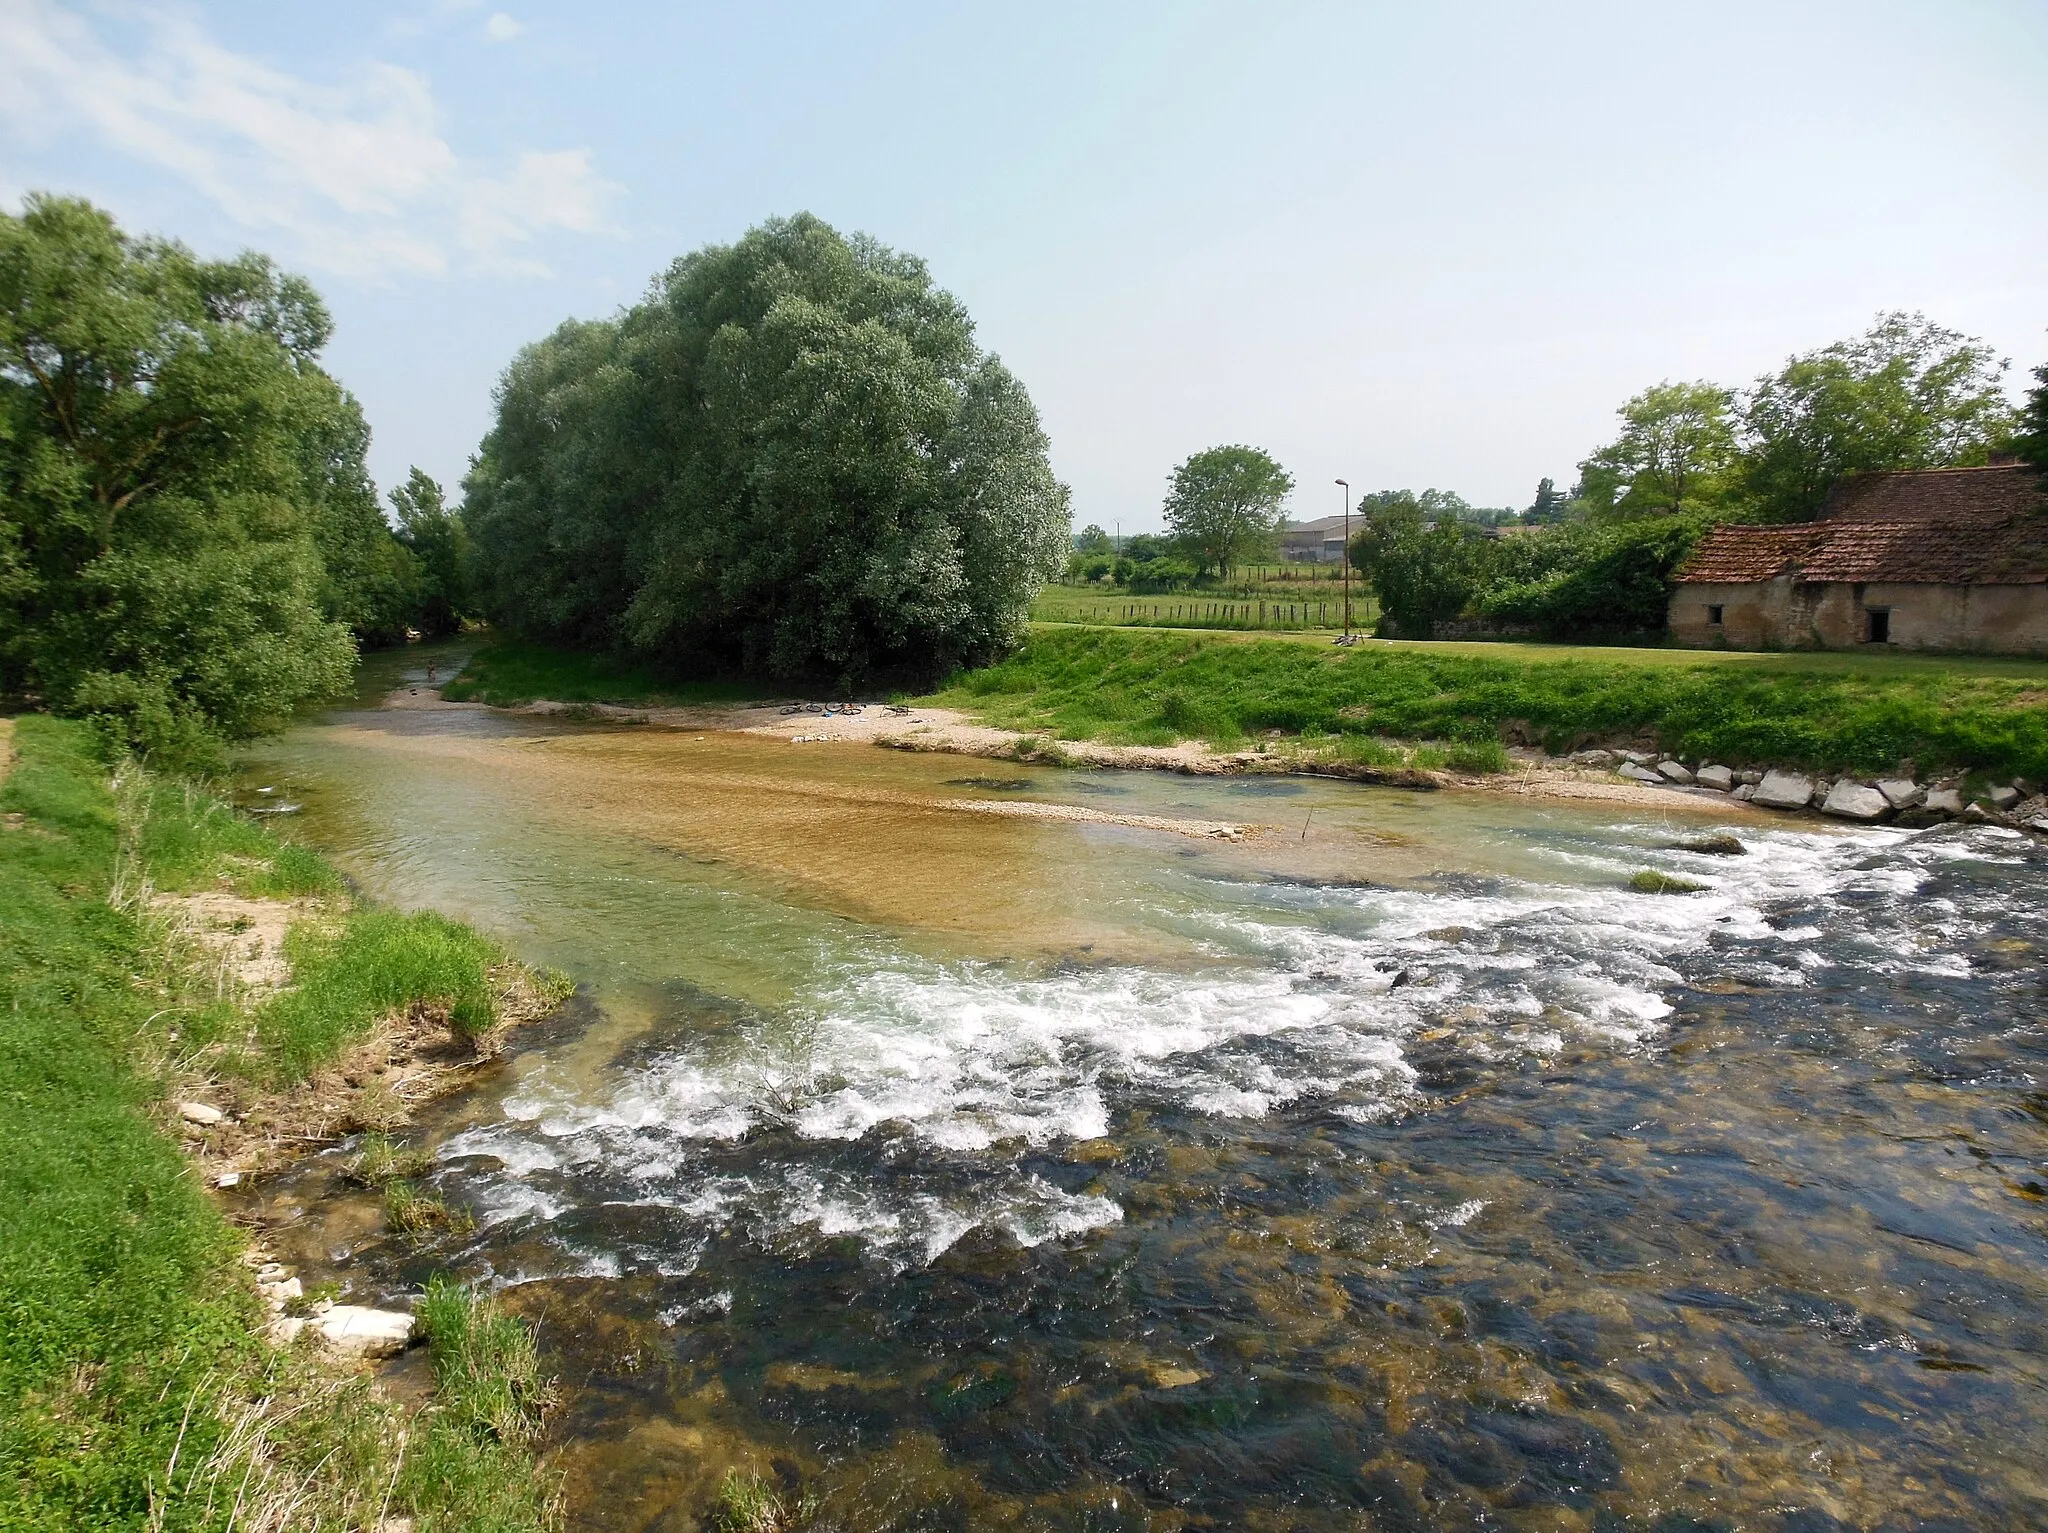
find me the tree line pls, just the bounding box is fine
[8,192,2045,759]
[2,201,1068,758]
[0,196,469,762]
[1076,313,2045,638]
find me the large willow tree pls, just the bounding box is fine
[0,196,411,761]
[464,215,1071,683]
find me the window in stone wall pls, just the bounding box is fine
[1707,604,1723,626]
[1866,608,1891,644]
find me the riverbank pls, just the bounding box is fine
[0,716,565,1530]
[436,630,2048,824]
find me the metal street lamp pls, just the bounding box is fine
[1334,479,1351,642]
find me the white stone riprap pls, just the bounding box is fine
[1751,771,1817,811]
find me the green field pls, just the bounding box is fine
[925,626,2048,781]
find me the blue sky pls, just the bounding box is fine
[4,1,2045,531]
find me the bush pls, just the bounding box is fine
[1478,516,1704,638]
[1122,556,1200,593]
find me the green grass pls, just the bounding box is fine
[443,637,776,709]
[0,716,561,1530]
[924,626,2048,780]
[258,908,501,1081]
[405,1280,561,1532]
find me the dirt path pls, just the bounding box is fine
[0,717,14,788]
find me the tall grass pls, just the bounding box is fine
[926,627,2048,779]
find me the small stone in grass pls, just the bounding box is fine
[179,1101,224,1127]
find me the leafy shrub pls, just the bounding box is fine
[1122,556,1200,593]
[1478,516,1704,637]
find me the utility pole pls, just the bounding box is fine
[1334,479,1351,642]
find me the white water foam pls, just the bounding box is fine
[442,819,1987,1267]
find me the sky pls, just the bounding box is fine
[3,1,2045,533]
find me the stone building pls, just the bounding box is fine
[1668,464,2048,654]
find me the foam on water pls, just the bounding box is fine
[440,818,2001,1268]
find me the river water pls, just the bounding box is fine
[240,648,2048,1531]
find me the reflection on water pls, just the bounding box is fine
[244,649,2048,1530]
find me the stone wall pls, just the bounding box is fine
[1668,580,2048,655]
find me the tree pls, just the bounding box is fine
[1739,312,2017,521]
[391,467,469,637]
[465,214,1070,685]
[1576,381,1737,520]
[0,195,359,760]
[2013,353,2048,474]
[1347,490,1486,638]
[1160,445,1293,579]
[1526,476,1569,522]
[1074,524,1112,554]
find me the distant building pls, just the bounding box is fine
[1279,514,1353,563]
[1669,464,2048,654]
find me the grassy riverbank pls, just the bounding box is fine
[929,627,2048,780]
[0,716,561,1531]
[438,629,2048,781]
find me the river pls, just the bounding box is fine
[239,645,2048,1531]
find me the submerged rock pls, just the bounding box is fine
[1821,782,1890,822]
[1694,764,1734,792]
[1629,870,1707,894]
[1675,833,1746,855]
[1752,771,1816,811]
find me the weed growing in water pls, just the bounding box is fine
[709,1469,817,1532]
[385,1179,473,1237]
[345,1131,433,1187]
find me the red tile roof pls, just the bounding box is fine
[1822,463,2044,524]
[1677,465,2048,587]
[1677,525,1825,584]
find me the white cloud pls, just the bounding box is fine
[0,0,619,278]
[483,12,524,43]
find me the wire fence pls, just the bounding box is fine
[1033,595,1378,632]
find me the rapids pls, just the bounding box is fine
[240,647,2048,1530]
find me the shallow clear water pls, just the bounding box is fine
[243,648,2048,1531]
